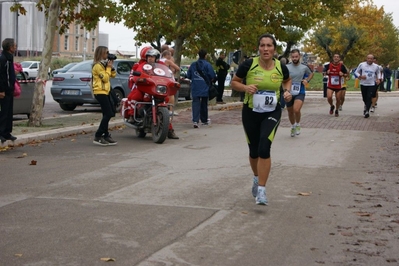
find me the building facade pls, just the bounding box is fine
[0,0,105,58]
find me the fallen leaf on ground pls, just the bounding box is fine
[14,254,23,257]
[298,192,312,196]
[100,258,115,262]
[29,160,37,165]
[16,153,28,158]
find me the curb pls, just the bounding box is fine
[8,119,125,146]
[9,101,244,145]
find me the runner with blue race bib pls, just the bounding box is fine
[286,49,313,137]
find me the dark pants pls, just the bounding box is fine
[94,94,114,138]
[360,85,376,111]
[386,78,392,91]
[217,74,227,102]
[0,94,14,138]
[192,96,208,123]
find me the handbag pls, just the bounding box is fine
[14,81,21,97]
[108,89,120,115]
[195,61,218,100]
[208,84,218,101]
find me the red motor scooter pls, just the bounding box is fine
[121,62,180,144]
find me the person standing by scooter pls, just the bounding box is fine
[92,46,117,146]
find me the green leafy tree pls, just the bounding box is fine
[11,0,121,126]
[304,0,399,68]
[118,0,349,66]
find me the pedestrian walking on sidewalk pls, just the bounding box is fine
[286,49,313,137]
[0,38,18,143]
[231,33,292,205]
[91,46,117,146]
[187,49,216,128]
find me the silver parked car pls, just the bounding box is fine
[50,59,135,111]
[51,62,77,77]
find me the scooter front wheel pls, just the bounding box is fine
[151,107,169,144]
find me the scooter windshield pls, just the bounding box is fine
[141,63,173,78]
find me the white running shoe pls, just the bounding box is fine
[255,187,268,205]
[295,125,301,135]
[290,127,295,137]
[252,176,258,198]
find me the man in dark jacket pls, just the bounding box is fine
[187,49,216,128]
[383,64,392,92]
[215,52,230,104]
[0,38,17,143]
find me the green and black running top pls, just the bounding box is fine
[235,57,289,108]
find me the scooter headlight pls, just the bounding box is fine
[156,85,167,94]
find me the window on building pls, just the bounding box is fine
[92,38,95,52]
[75,36,79,51]
[75,24,79,35]
[64,36,69,50]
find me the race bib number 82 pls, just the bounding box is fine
[253,91,277,113]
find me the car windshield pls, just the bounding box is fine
[141,63,173,78]
[68,61,93,72]
[21,62,33,68]
[64,63,77,70]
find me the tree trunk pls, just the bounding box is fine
[28,0,61,127]
[173,36,184,67]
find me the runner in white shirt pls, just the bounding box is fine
[354,54,381,118]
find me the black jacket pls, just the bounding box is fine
[0,51,16,95]
[216,57,230,76]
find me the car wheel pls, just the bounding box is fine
[112,88,124,112]
[24,72,29,80]
[59,103,77,111]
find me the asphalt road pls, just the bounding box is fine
[1,93,398,265]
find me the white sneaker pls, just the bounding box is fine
[290,127,295,137]
[339,105,343,111]
[295,125,301,135]
[252,176,258,197]
[255,187,268,205]
[193,122,199,128]
[370,106,375,113]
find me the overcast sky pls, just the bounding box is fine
[99,0,399,52]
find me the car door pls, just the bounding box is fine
[13,73,35,116]
[29,62,39,79]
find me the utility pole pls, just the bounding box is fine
[83,28,87,60]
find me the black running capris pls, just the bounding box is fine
[242,104,282,159]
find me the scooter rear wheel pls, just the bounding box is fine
[151,107,169,144]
